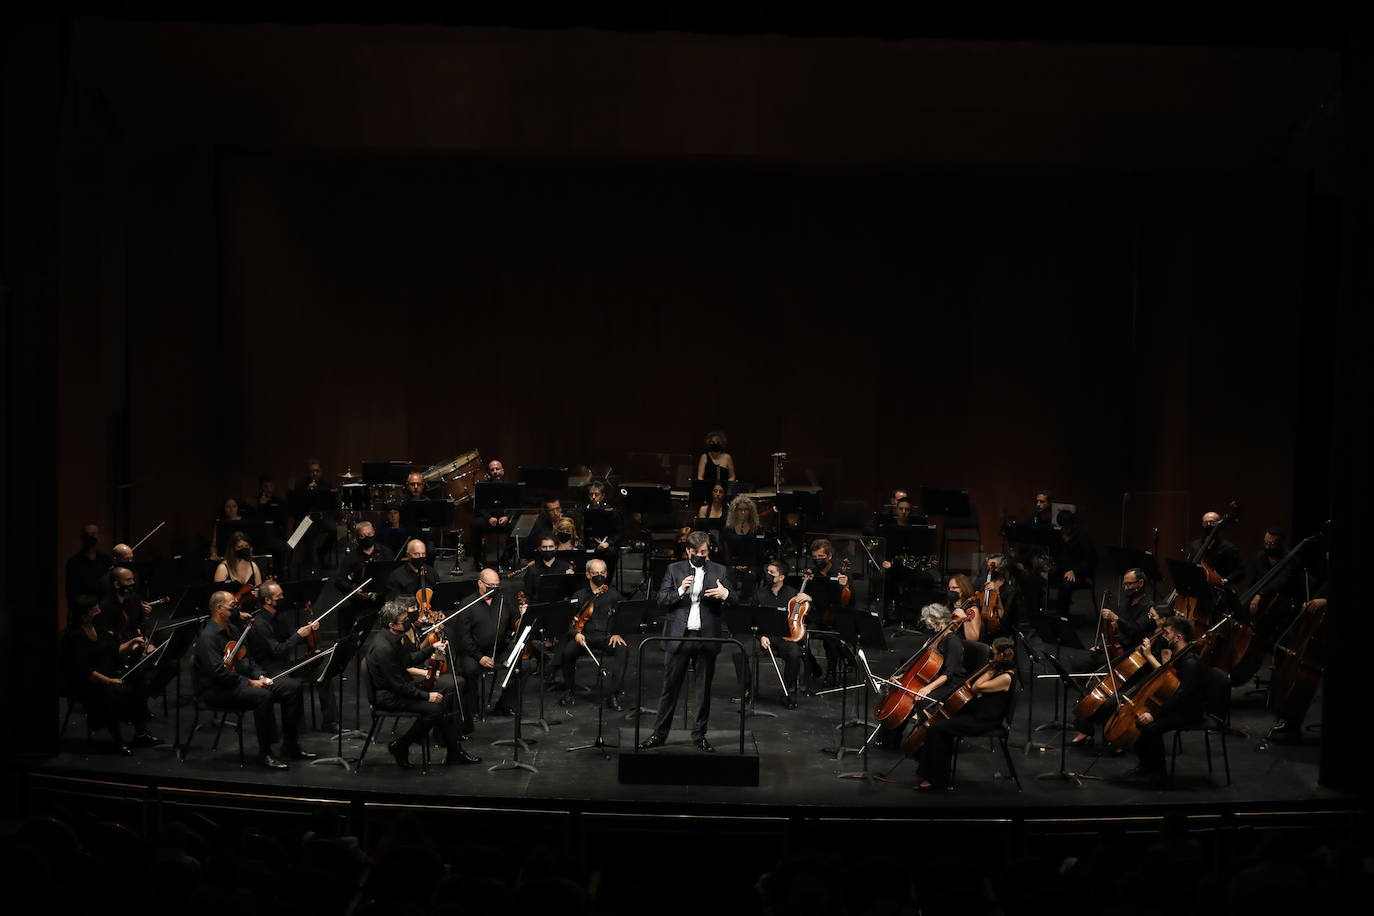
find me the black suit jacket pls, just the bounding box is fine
[656,559,732,653]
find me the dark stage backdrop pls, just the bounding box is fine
[51,23,1329,616]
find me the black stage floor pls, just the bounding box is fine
[22,632,1344,822]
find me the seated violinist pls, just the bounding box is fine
[914,637,1017,790]
[61,595,160,754]
[193,590,309,769]
[365,599,479,767]
[384,539,440,602]
[946,573,983,642]
[732,559,804,710]
[560,559,629,710]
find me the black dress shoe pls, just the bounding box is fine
[445,747,482,765]
[259,754,289,770]
[605,693,624,712]
[387,739,414,769]
[695,737,715,753]
[490,703,515,717]
[282,746,318,761]
[639,733,666,749]
[132,732,162,748]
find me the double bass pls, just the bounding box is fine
[1221,525,1325,685]
[1266,595,1326,726]
[1166,501,1239,627]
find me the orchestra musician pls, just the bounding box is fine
[719,494,763,605]
[287,458,337,577]
[1117,617,1210,788]
[244,582,320,761]
[384,539,439,601]
[456,569,522,727]
[365,599,480,767]
[1049,509,1097,625]
[404,471,428,501]
[583,480,624,556]
[734,558,803,709]
[474,459,516,566]
[1098,568,1155,651]
[61,595,160,754]
[560,559,629,711]
[209,497,246,561]
[1189,510,1245,588]
[213,531,263,595]
[111,542,136,568]
[1247,527,1297,615]
[526,497,565,552]
[193,590,310,769]
[914,637,1017,790]
[804,539,852,686]
[524,536,576,599]
[696,430,736,482]
[1071,606,1174,746]
[947,574,984,643]
[641,531,732,752]
[553,516,582,551]
[982,554,1025,632]
[97,566,152,644]
[65,524,112,619]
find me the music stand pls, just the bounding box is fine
[920,487,971,517]
[615,599,660,720]
[582,507,619,542]
[476,481,523,515]
[497,600,566,738]
[400,499,455,530]
[1031,642,1097,787]
[429,579,476,611]
[362,460,412,486]
[620,484,673,515]
[488,625,539,775]
[518,466,569,496]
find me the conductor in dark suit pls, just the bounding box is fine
[641,531,733,752]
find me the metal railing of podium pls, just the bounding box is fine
[632,635,748,756]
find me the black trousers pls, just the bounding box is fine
[204,676,304,755]
[1073,693,1121,738]
[651,640,717,740]
[1134,711,1195,774]
[732,637,802,698]
[74,680,148,743]
[458,655,518,725]
[916,716,998,787]
[561,635,629,695]
[377,684,461,750]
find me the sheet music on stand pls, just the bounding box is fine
[501,626,533,690]
[287,516,313,550]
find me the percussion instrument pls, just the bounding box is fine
[424,450,482,505]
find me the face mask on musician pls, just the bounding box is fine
[591,574,607,587]
[556,531,572,544]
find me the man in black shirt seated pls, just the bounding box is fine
[560,558,629,710]
[1096,567,1155,652]
[193,590,311,769]
[1050,509,1097,621]
[455,569,522,727]
[364,600,480,768]
[523,536,576,598]
[65,523,112,620]
[1118,617,1210,788]
[385,538,441,601]
[1188,510,1245,588]
[583,480,625,555]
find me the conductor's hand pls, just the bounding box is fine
[428,692,443,704]
[705,579,729,600]
[480,655,495,669]
[575,633,587,647]
[680,574,695,594]
[609,635,626,648]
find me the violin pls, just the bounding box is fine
[416,587,449,677]
[785,570,814,642]
[837,556,852,610]
[981,578,1006,639]
[223,621,254,671]
[873,618,961,727]
[302,600,318,653]
[573,584,606,635]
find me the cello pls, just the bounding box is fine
[873,617,961,727]
[900,659,993,755]
[1101,618,1226,751]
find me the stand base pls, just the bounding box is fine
[567,736,617,759]
[617,728,759,786]
[492,737,536,752]
[488,758,539,774]
[310,755,355,771]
